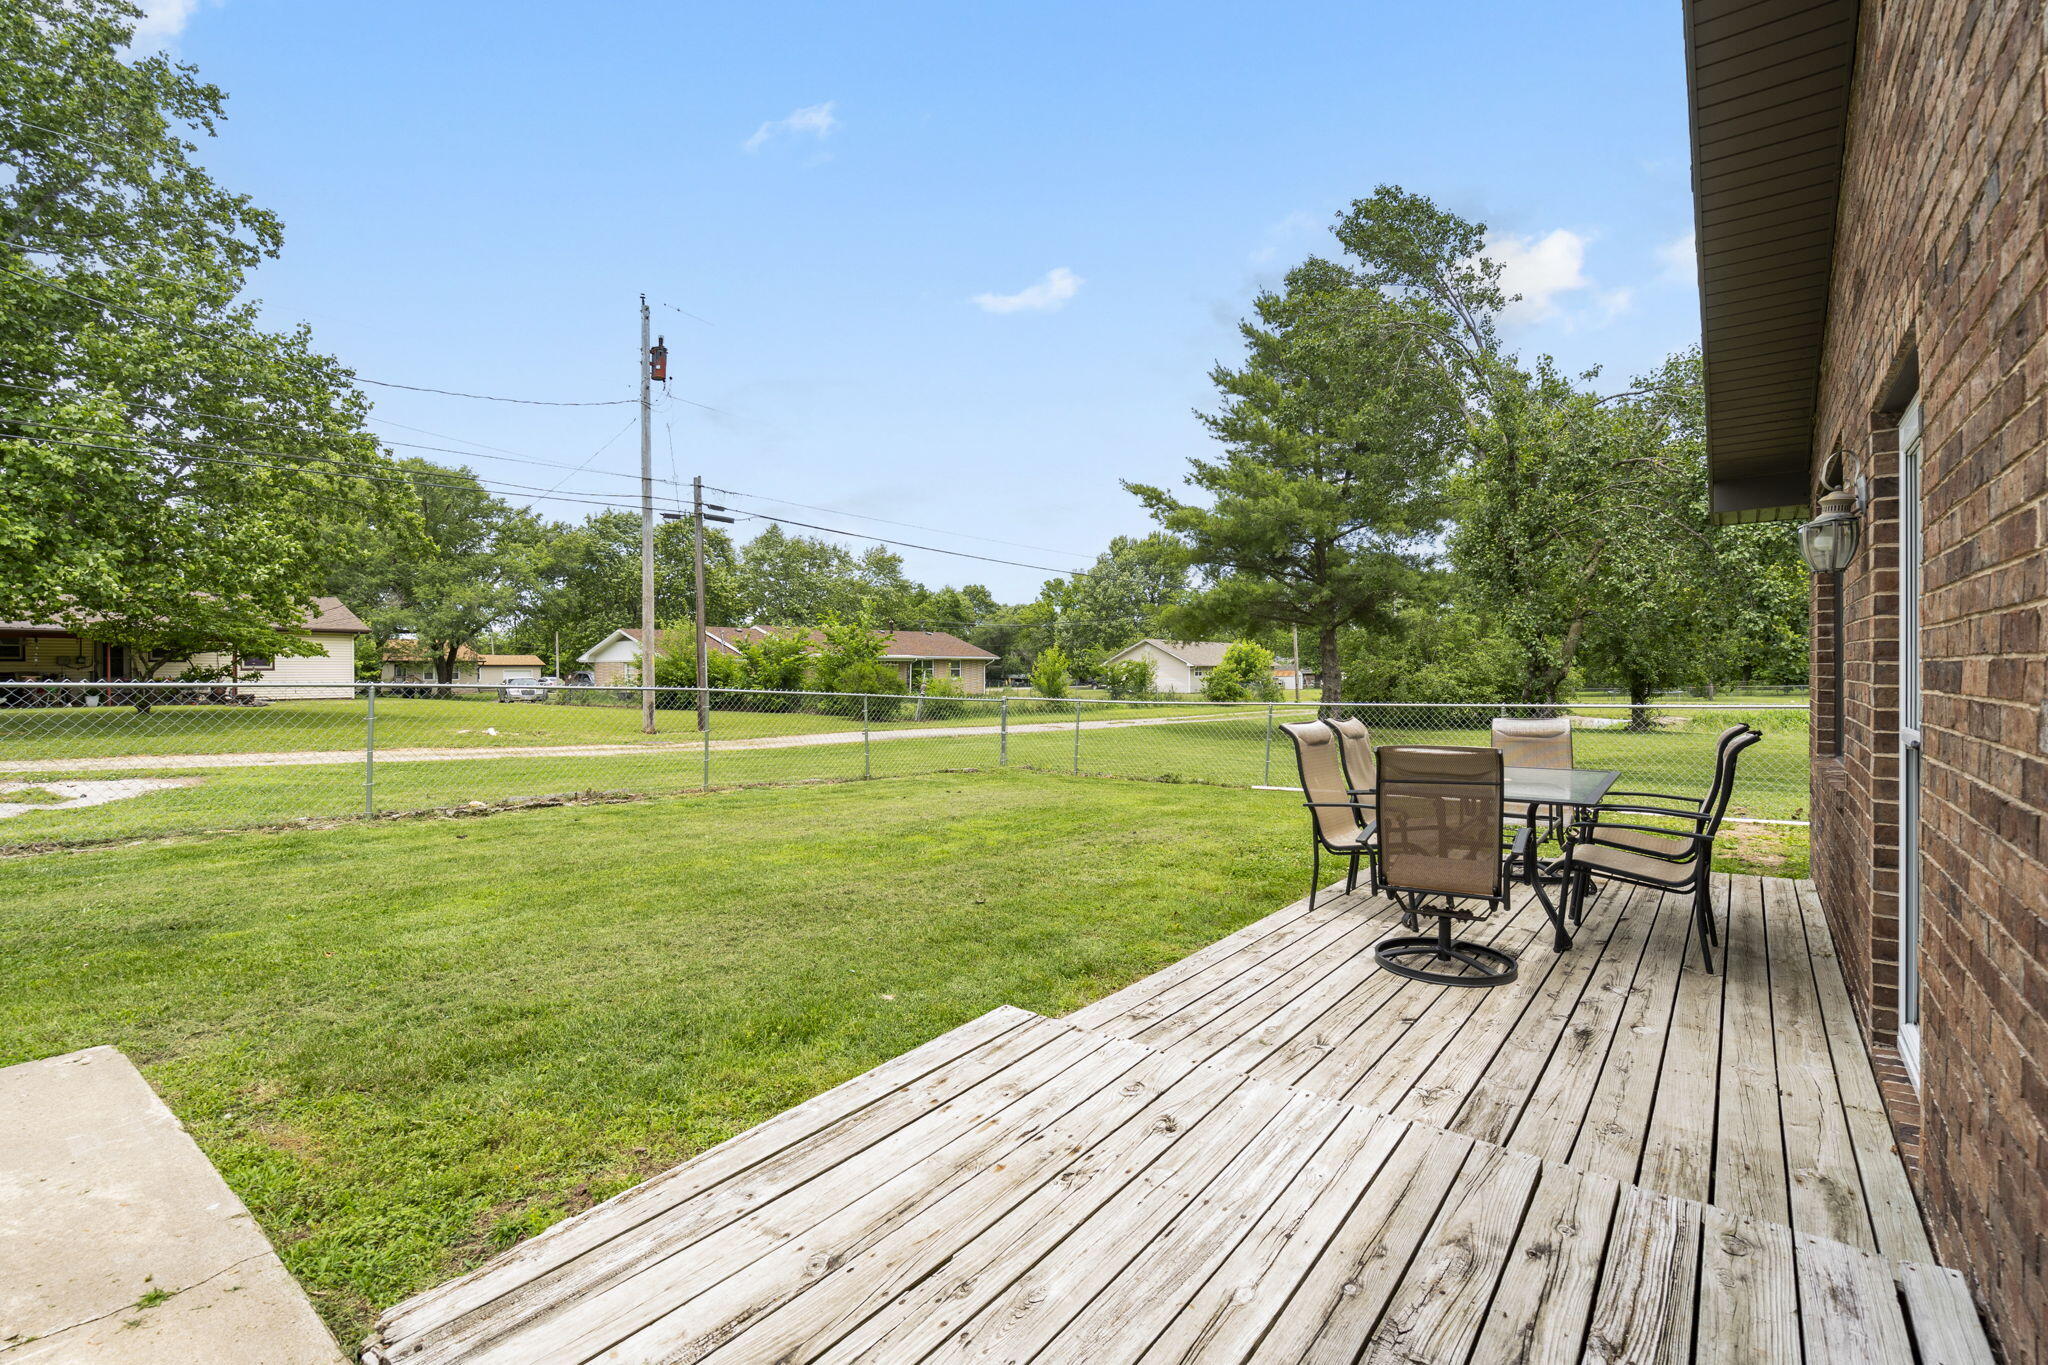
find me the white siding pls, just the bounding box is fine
[188,632,357,700]
[1114,641,1196,693]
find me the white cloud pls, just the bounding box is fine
[1486,228,1593,323]
[129,0,208,47]
[743,101,838,153]
[1250,209,1322,266]
[1657,230,1698,286]
[971,267,1084,314]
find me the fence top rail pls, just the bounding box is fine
[0,678,1812,710]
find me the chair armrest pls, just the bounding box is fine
[1601,790,1703,807]
[1573,821,1715,848]
[1588,803,1715,824]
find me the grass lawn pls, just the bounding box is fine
[0,770,1312,1343]
[0,703,1810,849]
[0,693,1251,763]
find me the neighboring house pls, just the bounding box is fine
[578,626,997,693]
[0,597,367,700]
[1686,2,2045,1353]
[1100,640,1288,694]
[379,645,545,688]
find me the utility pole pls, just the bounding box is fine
[638,295,657,734]
[692,476,709,732]
[679,484,735,734]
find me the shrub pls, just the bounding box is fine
[1101,658,1155,700]
[829,659,906,720]
[1204,641,1281,702]
[737,632,811,709]
[1030,645,1071,699]
[913,676,969,719]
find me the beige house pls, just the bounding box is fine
[579,626,996,693]
[1100,639,1285,694]
[379,644,545,688]
[0,597,368,700]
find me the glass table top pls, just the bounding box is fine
[1500,766,1621,806]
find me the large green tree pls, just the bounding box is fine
[0,0,411,665]
[1328,187,1807,703]
[508,511,740,668]
[324,460,544,682]
[1052,534,1189,659]
[1128,254,1462,702]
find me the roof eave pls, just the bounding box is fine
[1685,0,1860,526]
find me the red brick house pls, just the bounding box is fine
[1687,0,2045,1354]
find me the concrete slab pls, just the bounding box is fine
[0,1046,341,1363]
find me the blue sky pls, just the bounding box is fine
[153,0,1702,602]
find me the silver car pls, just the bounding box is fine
[498,677,549,703]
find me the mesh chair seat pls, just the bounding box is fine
[1587,824,1694,859]
[1320,822,1375,852]
[1567,840,1701,885]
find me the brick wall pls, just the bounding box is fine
[1809,0,2048,1356]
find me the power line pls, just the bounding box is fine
[0,419,689,512]
[539,415,639,496]
[0,375,671,487]
[706,484,1092,562]
[728,509,1077,576]
[0,263,657,409]
[356,377,637,407]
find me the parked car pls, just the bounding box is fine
[498,679,547,703]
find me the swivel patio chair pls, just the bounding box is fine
[1373,745,1518,987]
[1560,725,1763,972]
[1281,720,1377,911]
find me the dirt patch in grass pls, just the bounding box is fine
[1718,823,1811,877]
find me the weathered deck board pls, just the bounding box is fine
[368,874,1990,1365]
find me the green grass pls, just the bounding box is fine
[0,770,1309,1342]
[0,693,1246,762]
[0,785,69,804]
[0,704,1809,849]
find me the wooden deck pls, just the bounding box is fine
[365,876,1993,1364]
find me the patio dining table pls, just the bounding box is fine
[1501,764,1620,952]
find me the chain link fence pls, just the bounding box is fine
[0,681,1809,850]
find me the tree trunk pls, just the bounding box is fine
[1628,676,1655,731]
[1317,624,1343,707]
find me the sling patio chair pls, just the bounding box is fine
[1373,744,1519,986]
[1560,725,1764,972]
[1281,720,1377,911]
[1323,716,1378,894]
[1491,714,1575,831]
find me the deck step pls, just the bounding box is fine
[0,1046,343,1364]
[365,1005,1992,1365]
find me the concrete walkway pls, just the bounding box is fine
[0,1047,341,1363]
[0,709,1287,777]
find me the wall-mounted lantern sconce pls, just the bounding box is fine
[1798,483,1863,573]
[1802,450,1862,757]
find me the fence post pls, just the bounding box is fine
[701,699,711,790]
[999,696,1009,766]
[1073,698,1082,775]
[363,681,377,817]
[863,695,871,780]
[1264,703,1275,785]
